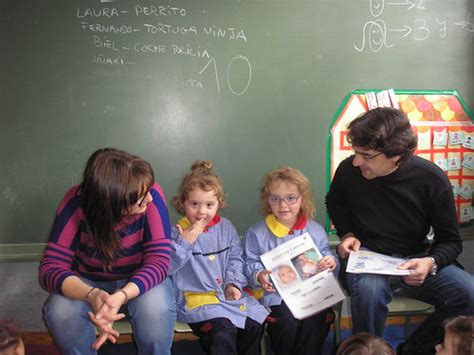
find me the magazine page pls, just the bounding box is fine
[346,250,410,275]
[260,233,345,319]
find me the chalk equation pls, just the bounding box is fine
[74,4,252,96]
[355,0,473,52]
[369,0,426,18]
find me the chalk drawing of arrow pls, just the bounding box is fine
[385,0,417,10]
[389,25,412,37]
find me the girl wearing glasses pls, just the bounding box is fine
[243,166,338,355]
[169,160,268,355]
[39,148,175,355]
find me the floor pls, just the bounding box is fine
[23,326,411,354]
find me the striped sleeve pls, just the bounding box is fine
[38,186,81,294]
[129,182,172,294]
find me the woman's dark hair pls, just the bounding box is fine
[444,316,474,355]
[347,107,417,165]
[0,320,21,352]
[336,332,395,355]
[80,148,154,268]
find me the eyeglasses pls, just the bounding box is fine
[353,150,383,161]
[267,194,301,206]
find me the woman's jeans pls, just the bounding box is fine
[341,259,474,353]
[43,277,176,355]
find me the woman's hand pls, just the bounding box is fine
[87,288,109,314]
[87,291,126,350]
[256,270,275,293]
[176,219,207,244]
[224,284,242,300]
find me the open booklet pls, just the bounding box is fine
[260,233,345,319]
[346,250,411,275]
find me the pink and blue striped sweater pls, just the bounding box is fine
[39,182,171,295]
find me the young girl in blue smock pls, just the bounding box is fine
[169,160,268,355]
[243,166,339,355]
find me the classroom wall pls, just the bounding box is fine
[1,0,473,249]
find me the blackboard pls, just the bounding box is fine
[1,0,473,246]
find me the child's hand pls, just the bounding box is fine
[224,284,242,300]
[176,219,207,244]
[317,256,336,271]
[257,270,275,293]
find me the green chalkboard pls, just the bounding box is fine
[1,0,473,246]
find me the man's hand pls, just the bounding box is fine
[176,219,207,244]
[398,257,432,286]
[337,235,361,259]
[256,270,275,293]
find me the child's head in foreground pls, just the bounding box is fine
[435,316,473,355]
[0,321,24,355]
[260,166,315,227]
[172,160,228,225]
[336,332,395,355]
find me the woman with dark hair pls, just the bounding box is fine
[39,148,175,355]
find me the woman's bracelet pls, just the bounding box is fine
[85,287,97,300]
[115,289,129,304]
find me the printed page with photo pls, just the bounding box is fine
[260,233,345,319]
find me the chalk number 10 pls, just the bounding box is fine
[199,56,252,96]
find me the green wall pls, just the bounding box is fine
[1,0,473,248]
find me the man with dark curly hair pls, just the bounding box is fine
[326,107,474,354]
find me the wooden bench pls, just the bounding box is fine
[97,320,197,341]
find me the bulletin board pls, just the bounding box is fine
[326,89,474,233]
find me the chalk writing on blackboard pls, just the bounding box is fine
[198,56,252,96]
[357,0,473,52]
[354,20,393,53]
[75,3,251,95]
[226,56,252,96]
[93,54,129,66]
[454,13,474,32]
[76,7,122,18]
[77,5,189,17]
[436,18,447,38]
[370,0,426,18]
[134,5,187,17]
